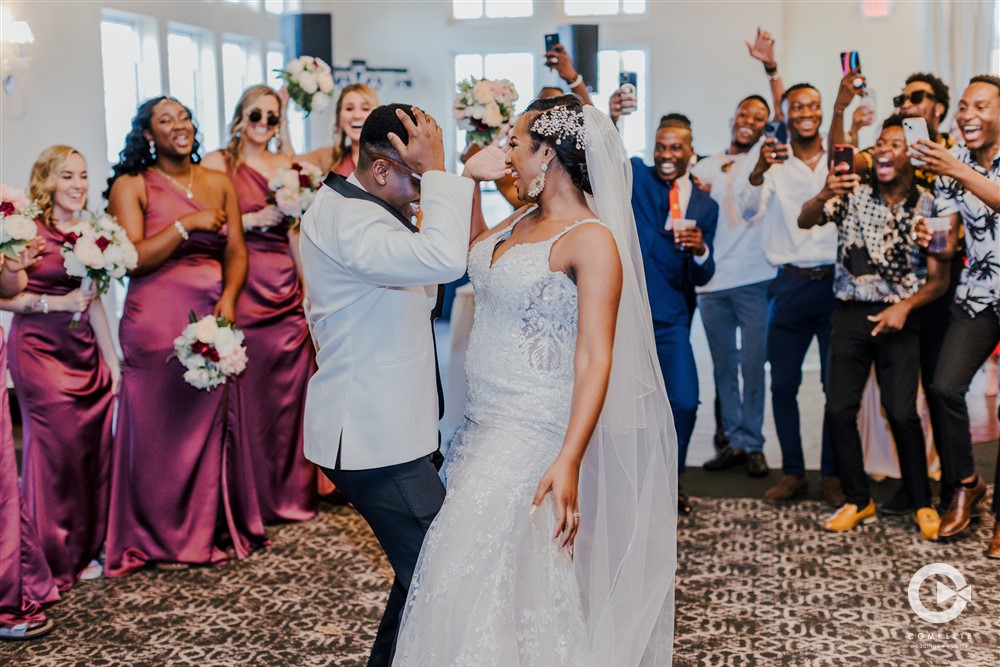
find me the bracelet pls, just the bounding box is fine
[174,220,190,240]
[768,71,781,81]
[567,74,584,88]
[763,63,777,74]
[38,294,49,314]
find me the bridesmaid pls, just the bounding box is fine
[202,85,317,523]
[2,146,118,591]
[104,97,267,575]
[0,245,60,640]
[296,83,379,176]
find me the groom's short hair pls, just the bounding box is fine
[359,104,418,160]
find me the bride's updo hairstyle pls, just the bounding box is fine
[524,95,592,195]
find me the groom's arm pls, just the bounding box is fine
[341,171,474,287]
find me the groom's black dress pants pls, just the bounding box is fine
[321,454,445,667]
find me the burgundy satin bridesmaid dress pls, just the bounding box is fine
[229,164,317,523]
[1,329,60,628]
[7,221,114,591]
[105,170,267,576]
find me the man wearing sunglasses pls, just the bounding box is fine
[298,104,504,667]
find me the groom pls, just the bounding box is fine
[299,104,473,666]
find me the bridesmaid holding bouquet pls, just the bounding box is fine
[203,85,318,523]
[2,147,118,590]
[104,97,267,574]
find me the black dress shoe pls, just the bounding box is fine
[703,446,747,471]
[678,492,693,516]
[879,487,915,516]
[746,451,769,478]
[713,428,730,452]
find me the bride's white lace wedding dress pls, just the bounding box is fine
[393,208,601,666]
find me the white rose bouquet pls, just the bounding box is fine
[267,161,324,230]
[0,184,40,259]
[454,77,519,146]
[60,213,138,326]
[275,55,336,115]
[171,312,249,391]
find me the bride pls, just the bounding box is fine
[393,96,677,666]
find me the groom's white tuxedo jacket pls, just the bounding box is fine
[299,171,473,470]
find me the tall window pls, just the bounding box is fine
[453,0,533,19]
[167,26,221,150]
[592,49,648,158]
[563,0,644,16]
[100,13,161,164]
[221,37,263,121]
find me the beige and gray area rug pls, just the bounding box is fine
[3,496,998,666]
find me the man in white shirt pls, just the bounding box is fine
[695,95,776,479]
[738,83,841,505]
[299,105,475,667]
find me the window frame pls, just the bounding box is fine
[451,0,535,22]
[559,0,647,19]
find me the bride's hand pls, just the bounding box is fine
[462,126,512,183]
[530,454,581,551]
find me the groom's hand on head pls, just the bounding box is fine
[389,107,446,175]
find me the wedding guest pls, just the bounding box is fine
[799,116,953,538]
[0,245,60,641]
[203,85,318,523]
[296,83,379,176]
[1,147,117,590]
[104,97,267,574]
[915,76,1000,557]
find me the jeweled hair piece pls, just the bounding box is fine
[530,106,589,149]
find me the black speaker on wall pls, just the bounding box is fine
[281,13,333,64]
[557,24,599,92]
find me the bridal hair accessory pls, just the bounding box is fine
[530,106,589,150]
[527,161,548,199]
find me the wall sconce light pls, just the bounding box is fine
[1,8,34,95]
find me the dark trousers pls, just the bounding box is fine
[654,321,699,474]
[927,305,1000,515]
[826,302,929,508]
[766,269,837,477]
[321,454,446,667]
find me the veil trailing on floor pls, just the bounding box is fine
[575,105,678,666]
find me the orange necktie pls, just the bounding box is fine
[667,182,682,229]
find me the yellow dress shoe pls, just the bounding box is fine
[823,500,877,532]
[915,507,941,541]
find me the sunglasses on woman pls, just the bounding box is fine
[248,109,280,126]
[893,90,938,108]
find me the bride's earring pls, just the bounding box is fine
[527,161,548,199]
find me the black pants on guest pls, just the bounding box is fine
[927,304,1000,516]
[826,301,929,509]
[322,454,446,667]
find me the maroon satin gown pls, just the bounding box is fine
[105,170,268,576]
[229,163,316,523]
[1,329,59,628]
[7,221,114,591]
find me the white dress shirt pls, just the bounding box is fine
[738,139,836,268]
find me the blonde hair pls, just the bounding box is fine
[29,145,86,226]
[225,85,283,169]
[330,84,379,172]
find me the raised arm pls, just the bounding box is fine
[799,164,860,229]
[746,27,785,121]
[829,68,868,150]
[546,45,593,107]
[913,141,1000,213]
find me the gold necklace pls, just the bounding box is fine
[798,150,823,166]
[154,166,195,199]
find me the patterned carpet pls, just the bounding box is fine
[3,496,999,666]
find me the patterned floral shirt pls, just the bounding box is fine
[823,183,931,303]
[934,145,1000,317]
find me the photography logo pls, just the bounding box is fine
[908,563,972,624]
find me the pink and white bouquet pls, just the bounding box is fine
[60,213,138,326]
[267,161,324,226]
[0,184,40,259]
[276,55,335,115]
[454,77,519,146]
[172,312,248,391]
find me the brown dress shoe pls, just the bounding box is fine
[938,475,986,539]
[821,476,846,507]
[764,474,807,502]
[988,521,1000,560]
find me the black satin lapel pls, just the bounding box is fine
[323,172,418,233]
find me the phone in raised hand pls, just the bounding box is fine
[902,117,931,166]
[618,71,637,112]
[831,144,855,174]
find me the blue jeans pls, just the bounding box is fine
[766,269,837,477]
[698,280,771,454]
[654,322,699,474]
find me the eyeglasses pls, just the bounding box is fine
[248,109,280,127]
[367,152,422,182]
[893,90,938,108]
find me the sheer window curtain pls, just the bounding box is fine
[926,0,999,113]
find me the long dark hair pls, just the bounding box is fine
[524,94,592,195]
[104,96,202,200]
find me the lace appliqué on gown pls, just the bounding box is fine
[393,211,603,667]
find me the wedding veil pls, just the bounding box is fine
[574,105,678,666]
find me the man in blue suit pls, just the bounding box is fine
[631,118,717,515]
